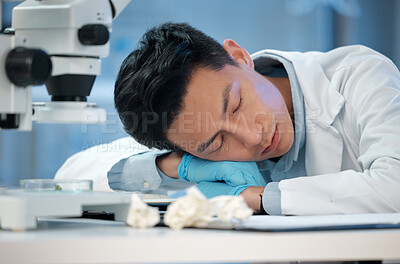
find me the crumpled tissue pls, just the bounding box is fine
[164,186,252,230]
[163,187,212,230]
[126,194,160,228]
[209,195,253,222]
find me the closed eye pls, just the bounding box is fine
[215,97,241,152]
[215,134,225,152]
[233,97,242,113]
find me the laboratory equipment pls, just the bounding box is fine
[0,188,133,230]
[0,0,133,230]
[0,0,131,130]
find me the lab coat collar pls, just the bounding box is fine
[290,51,345,175]
[252,49,346,126]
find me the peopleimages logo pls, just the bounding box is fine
[80,108,318,153]
[81,111,125,134]
[91,110,314,135]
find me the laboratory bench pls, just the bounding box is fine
[0,217,400,264]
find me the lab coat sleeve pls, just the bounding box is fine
[279,50,400,215]
[55,137,181,192]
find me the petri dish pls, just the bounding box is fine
[19,179,93,192]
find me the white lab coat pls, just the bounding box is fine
[56,45,400,215]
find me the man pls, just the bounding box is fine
[56,22,400,215]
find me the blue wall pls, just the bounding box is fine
[1,0,399,187]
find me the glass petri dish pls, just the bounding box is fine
[20,179,93,192]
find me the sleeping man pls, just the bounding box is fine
[56,22,400,215]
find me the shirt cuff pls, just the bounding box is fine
[262,182,282,215]
[107,150,170,192]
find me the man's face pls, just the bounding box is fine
[166,62,295,162]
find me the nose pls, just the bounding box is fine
[234,121,263,148]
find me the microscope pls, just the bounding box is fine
[0,0,131,129]
[0,0,136,230]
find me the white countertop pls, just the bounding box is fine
[1,218,400,264]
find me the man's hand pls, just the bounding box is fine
[240,186,265,211]
[178,153,267,186]
[196,182,266,210]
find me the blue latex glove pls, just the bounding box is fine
[178,153,266,187]
[197,181,251,198]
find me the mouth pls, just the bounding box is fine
[261,125,279,155]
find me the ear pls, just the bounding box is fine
[223,39,254,69]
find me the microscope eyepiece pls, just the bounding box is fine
[5,47,52,87]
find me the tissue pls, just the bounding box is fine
[210,195,253,222]
[164,187,252,230]
[126,194,160,228]
[164,187,212,230]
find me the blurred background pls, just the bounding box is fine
[1,0,399,187]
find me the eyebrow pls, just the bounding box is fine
[197,82,233,153]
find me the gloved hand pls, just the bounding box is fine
[196,181,251,198]
[178,153,266,187]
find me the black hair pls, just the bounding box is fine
[114,22,238,151]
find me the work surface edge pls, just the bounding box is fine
[0,218,399,264]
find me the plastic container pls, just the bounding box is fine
[19,179,93,192]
